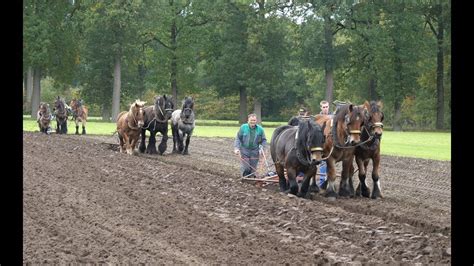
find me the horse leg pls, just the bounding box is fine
[275,164,287,192]
[371,155,383,199]
[124,134,133,155]
[130,137,137,155]
[138,129,146,153]
[146,131,158,154]
[158,130,168,155]
[355,158,370,197]
[324,159,338,199]
[171,124,179,153]
[157,126,169,155]
[118,134,125,153]
[63,120,68,134]
[298,169,317,199]
[338,156,355,197]
[286,168,299,195]
[182,133,191,155]
[309,171,320,193]
[176,129,184,152]
[82,120,86,135]
[75,120,79,134]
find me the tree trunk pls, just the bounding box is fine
[254,98,262,124]
[112,54,121,121]
[369,77,377,101]
[24,67,33,113]
[435,8,445,130]
[30,68,41,119]
[101,103,111,121]
[325,70,334,105]
[393,99,402,131]
[239,85,247,124]
[170,14,178,106]
[324,15,334,104]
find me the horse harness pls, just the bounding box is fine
[126,109,142,130]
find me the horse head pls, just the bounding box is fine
[130,99,146,128]
[335,103,365,146]
[154,95,174,121]
[297,120,325,166]
[39,102,50,115]
[362,100,384,138]
[180,96,194,122]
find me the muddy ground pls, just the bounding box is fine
[23,131,451,264]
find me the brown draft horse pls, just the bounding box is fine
[37,102,52,134]
[69,99,89,135]
[116,100,146,155]
[315,103,366,199]
[352,100,384,199]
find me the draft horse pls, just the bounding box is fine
[69,99,88,135]
[352,100,384,199]
[138,95,174,155]
[116,100,146,155]
[37,102,52,134]
[315,103,366,199]
[53,96,68,134]
[270,119,325,198]
[171,97,195,155]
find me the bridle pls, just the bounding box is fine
[127,107,143,130]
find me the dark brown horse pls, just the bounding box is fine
[139,95,174,155]
[315,103,366,199]
[270,119,325,198]
[352,101,384,199]
[116,100,146,155]
[37,102,52,134]
[53,96,68,134]
[69,99,89,135]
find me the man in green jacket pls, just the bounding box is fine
[234,113,267,177]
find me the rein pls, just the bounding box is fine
[153,105,168,123]
[360,121,384,150]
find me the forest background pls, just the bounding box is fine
[23,0,451,131]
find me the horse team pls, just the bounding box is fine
[271,100,384,200]
[37,96,382,200]
[36,96,89,135]
[36,95,196,158]
[117,95,195,157]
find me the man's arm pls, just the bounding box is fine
[234,129,242,155]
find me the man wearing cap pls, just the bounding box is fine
[288,107,311,126]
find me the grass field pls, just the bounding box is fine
[23,118,451,161]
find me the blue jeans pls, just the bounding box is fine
[318,161,327,186]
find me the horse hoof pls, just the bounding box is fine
[325,190,338,199]
[309,184,320,193]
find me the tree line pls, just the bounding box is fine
[23,0,450,130]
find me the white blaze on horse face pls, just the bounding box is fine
[310,147,323,161]
[137,108,145,127]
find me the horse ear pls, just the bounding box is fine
[163,95,167,100]
[349,104,353,112]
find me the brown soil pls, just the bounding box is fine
[23,131,451,264]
